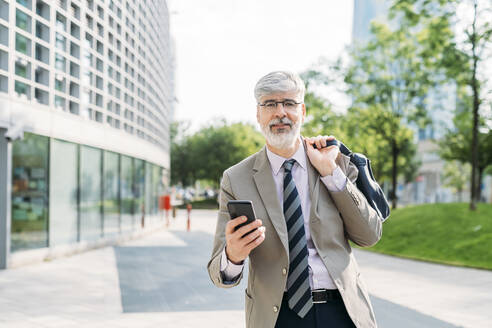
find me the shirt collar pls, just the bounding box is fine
[266,138,307,176]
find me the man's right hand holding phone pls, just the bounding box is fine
[225,217,266,264]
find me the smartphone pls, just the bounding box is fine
[227,200,257,236]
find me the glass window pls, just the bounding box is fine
[54,75,65,91]
[134,159,145,226]
[34,66,49,86]
[120,155,134,232]
[34,87,48,104]
[14,80,29,98]
[70,61,79,78]
[95,110,102,122]
[103,151,120,236]
[0,0,9,21]
[96,76,102,90]
[70,42,79,58]
[69,100,79,114]
[70,3,80,20]
[0,75,7,93]
[70,22,80,39]
[16,9,31,32]
[17,0,31,11]
[35,43,49,64]
[69,81,79,97]
[0,24,8,47]
[11,133,49,252]
[153,165,162,216]
[54,95,65,110]
[95,93,102,107]
[56,13,66,31]
[96,59,103,72]
[80,145,102,241]
[15,33,31,56]
[36,1,50,21]
[49,139,78,246]
[15,60,29,78]
[144,161,153,222]
[35,21,50,42]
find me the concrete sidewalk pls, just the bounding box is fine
[0,209,490,327]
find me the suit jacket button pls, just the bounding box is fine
[273,306,279,313]
[282,268,287,275]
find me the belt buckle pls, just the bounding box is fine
[311,289,327,304]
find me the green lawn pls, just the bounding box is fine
[364,203,492,270]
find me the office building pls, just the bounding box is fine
[0,0,174,269]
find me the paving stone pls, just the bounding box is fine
[0,209,489,327]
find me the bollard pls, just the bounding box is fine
[141,204,145,228]
[162,195,171,227]
[186,203,192,231]
[172,206,176,218]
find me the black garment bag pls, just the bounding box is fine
[315,139,390,221]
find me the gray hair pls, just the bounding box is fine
[254,71,306,103]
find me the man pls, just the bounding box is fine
[207,71,382,328]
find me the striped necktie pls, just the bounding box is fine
[283,159,313,318]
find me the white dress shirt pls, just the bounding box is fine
[220,141,347,290]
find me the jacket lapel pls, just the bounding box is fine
[253,147,289,256]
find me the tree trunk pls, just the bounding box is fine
[391,139,399,209]
[477,167,483,202]
[469,0,479,211]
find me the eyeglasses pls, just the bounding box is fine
[258,99,302,112]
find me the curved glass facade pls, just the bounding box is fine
[0,0,173,256]
[10,133,167,252]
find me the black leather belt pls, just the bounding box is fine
[311,289,341,303]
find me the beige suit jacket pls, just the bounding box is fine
[208,143,382,328]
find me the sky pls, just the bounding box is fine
[167,0,354,131]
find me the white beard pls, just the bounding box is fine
[260,117,301,150]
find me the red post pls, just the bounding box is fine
[186,203,192,231]
[160,195,172,227]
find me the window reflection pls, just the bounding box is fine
[103,151,120,236]
[120,155,134,232]
[11,133,49,252]
[134,159,145,226]
[50,140,78,245]
[80,145,102,241]
[10,133,167,251]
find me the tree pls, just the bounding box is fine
[190,120,264,185]
[301,69,419,199]
[438,107,492,201]
[343,105,419,186]
[443,161,471,202]
[343,20,433,209]
[171,120,264,187]
[170,121,195,186]
[301,81,346,140]
[391,0,492,210]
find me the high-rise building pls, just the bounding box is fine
[352,0,389,44]
[0,0,174,269]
